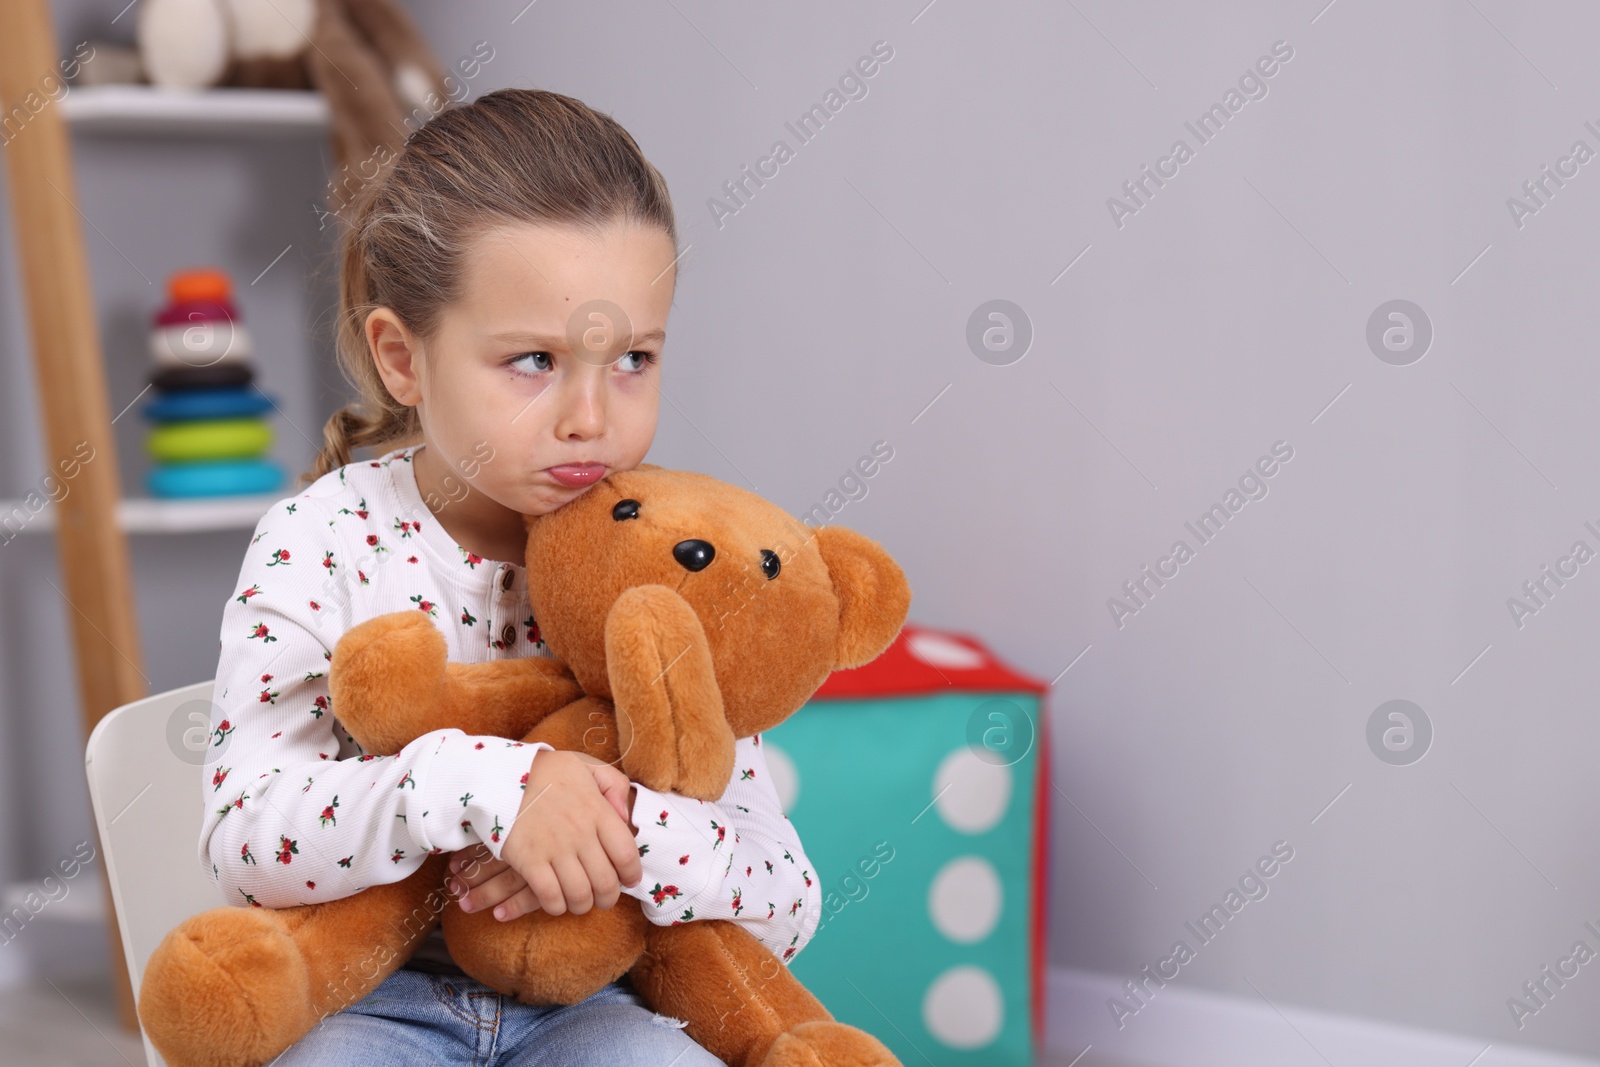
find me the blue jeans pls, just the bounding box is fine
[268,963,727,1066]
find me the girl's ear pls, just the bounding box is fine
[367,307,423,407]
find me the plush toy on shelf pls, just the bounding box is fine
[142,268,284,499]
[136,465,913,1067]
[135,0,449,180]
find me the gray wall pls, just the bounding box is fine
[6,0,1600,1057]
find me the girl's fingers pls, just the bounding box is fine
[526,862,567,916]
[578,838,622,911]
[452,857,508,893]
[458,866,529,913]
[551,853,595,915]
[492,885,544,922]
[599,811,643,888]
[450,844,493,876]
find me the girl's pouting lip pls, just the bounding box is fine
[544,462,606,488]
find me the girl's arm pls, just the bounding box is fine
[200,497,552,909]
[621,733,822,964]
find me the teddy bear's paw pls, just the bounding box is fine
[332,610,444,677]
[138,907,318,1067]
[330,610,447,752]
[758,1020,903,1067]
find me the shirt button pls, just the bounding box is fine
[501,568,514,592]
[500,623,516,646]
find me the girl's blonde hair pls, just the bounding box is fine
[299,88,677,488]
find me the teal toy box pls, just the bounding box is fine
[762,623,1051,1065]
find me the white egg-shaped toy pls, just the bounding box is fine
[137,0,230,91]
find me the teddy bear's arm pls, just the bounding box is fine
[331,611,581,755]
[605,585,736,796]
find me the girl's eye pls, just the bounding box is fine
[508,351,552,376]
[617,350,658,373]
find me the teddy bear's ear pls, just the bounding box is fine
[812,525,911,669]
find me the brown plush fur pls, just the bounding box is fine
[215,0,446,183]
[137,466,910,1066]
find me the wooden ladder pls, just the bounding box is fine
[0,0,149,1033]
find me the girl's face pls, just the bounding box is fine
[368,218,677,522]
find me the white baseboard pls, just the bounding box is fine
[1049,967,1600,1067]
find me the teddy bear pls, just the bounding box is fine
[137,465,911,1067]
[134,0,446,182]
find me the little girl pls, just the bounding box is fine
[200,89,819,1065]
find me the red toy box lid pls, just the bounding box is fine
[812,622,1048,699]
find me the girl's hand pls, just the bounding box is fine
[447,843,524,920]
[482,748,643,921]
[445,758,637,922]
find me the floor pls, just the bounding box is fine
[0,972,1157,1067]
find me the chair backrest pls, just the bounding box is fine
[85,680,225,1067]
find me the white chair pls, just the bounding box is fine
[85,680,226,1067]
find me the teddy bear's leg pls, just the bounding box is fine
[442,896,649,1006]
[330,610,580,755]
[606,584,737,797]
[440,697,652,1005]
[630,920,902,1067]
[138,856,448,1067]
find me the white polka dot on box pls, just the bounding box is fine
[762,623,1051,1064]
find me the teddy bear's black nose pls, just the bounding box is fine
[673,539,715,572]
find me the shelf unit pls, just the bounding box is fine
[60,84,329,136]
[0,4,337,1030]
[39,83,331,535]
[0,492,284,535]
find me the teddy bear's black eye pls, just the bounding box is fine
[760,549,780,580]
[613,499,640,521]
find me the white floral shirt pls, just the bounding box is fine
[200,443,821,969]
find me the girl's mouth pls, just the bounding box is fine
[544,463,606,488]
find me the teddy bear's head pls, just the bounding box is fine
[521,465,910,736]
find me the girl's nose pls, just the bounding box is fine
[555,380,606,439]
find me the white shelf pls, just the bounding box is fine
[1,494,278,535]
[60,84,328,136]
